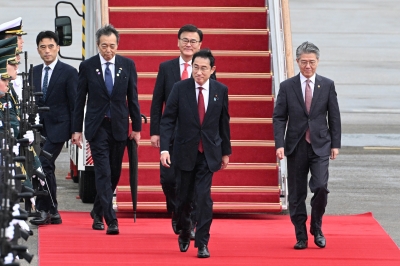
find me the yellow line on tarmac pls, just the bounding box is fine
[363,147,400,150]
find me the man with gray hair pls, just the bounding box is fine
[72,24,141,235]
[273,41,341,249]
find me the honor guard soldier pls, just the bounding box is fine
[0,17,26,99]
[0,44,20,138]
[0,58,13,133]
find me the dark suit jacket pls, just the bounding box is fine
[160,78,231,172]
[33,60,78,143]
[273,73,341,157]
[150,57,216,136]
[72,54,141,141]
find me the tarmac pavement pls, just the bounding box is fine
[2,0,399,265]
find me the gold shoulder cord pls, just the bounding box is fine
[7,90,20,120]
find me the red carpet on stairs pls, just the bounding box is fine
[38,212,400,265]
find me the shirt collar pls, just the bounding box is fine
[99,54,116,65]
[44,57,58,70]
[179,56,192,66]
[195,79,210,91]
[300,73,316,85]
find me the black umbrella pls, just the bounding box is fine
[127,137,138,222]
[127,114,147,222]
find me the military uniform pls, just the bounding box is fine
[0,17,26,99]
[0,41,21,138]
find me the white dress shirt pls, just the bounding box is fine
[179,56,192,79]
[41,58,58,89]
[300,73,315,101]
[99,54,116,84]
[195,80,209,112]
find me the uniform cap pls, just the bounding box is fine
[0,17,27,38]
[0,46,19,65]
[0,59,12,80]
[0,36,21,54]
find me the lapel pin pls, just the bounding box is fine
[318,85,320,88]
[214,94,218,101]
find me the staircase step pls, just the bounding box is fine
[110,8,267,29]
[136,72,272,95]
[116,201,282,213]
[137,118,274,140]
[117,191,280,204]
[119,50,270,73]
[138,94,273,119]
[118,29,269,51]
[109,0,266,8]
[131,140,277,163]
[118,162,278,187]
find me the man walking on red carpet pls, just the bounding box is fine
[273,41,341,249]
[72,24,141,235]
[160,49,231,258]
[150,24,216,238]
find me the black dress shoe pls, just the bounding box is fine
[29,210,51,225]
[106,220,119,235]
[172,212,180,235]
[90,210,104,230]
[190,229,195,240]
[197,246,210,258]
[311,228,326,248]
[294,240,308,249]
[50,212,62,224]
[178,230,191,252]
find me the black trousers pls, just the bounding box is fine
[89,118,126,225]
[286,137,330,241]
[176,151,213,248]
[161,143,197,227]
[160,143,177,214]
[37,127,64,214]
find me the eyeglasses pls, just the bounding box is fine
[39,44,57,50]
[299,60,317,67]
[193,65,210,72]
[179,38,200,45]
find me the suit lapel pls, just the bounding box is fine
[203,81,216,125]
[172,57,180,82]
[45,61,62,100]
[184,79,200,125]
[309,74,322,114]
[93,55,109,95]
[292,74,308,115]
[112,55,123,96]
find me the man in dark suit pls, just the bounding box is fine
[273,41,341,249]
[30,31,78,226]
[160,49,231,258]
[151,24,214,237]
[72,24,141,235]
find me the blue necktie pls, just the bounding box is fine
[105,62,113,95]
[42,66,50,100]
[104,62,113,117]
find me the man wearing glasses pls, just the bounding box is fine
[273,41,341,250]
[150,24,215,238]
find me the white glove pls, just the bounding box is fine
[23,130,34,144]
[12,143,20,155]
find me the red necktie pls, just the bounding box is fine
[305,79,312,143]
[181,63,189,80]
[198,87,205,152]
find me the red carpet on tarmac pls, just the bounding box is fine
[38,212,400,266]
